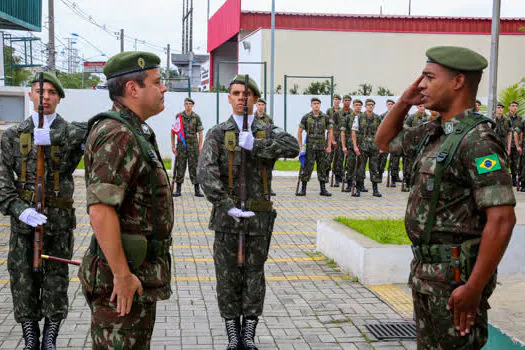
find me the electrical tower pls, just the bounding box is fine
[181,0,193,54]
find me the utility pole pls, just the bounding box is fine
[487,0,501,118]
[166,43,171,84]
[408,0,412,15]
[270,0,276,118]
[48,0,56,69]
[120,29,124,52]
[190,0,194,53]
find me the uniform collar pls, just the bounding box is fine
[232,114,254,131]
[31,111,57,128]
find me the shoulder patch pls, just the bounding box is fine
[272,127,285,135]
[475,154,502,174]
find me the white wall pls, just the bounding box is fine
[0,38,4,87]
[238,30,264,91]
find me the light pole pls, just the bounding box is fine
[270,0,276,118]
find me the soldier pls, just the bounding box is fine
[507,101,522,186]
[0,72,86,350]
[492,102,512,161]
[376,46,516,349]
[379,99,397,186]
[296,97,334,196]
[340,96,358,192]
[197,75,298,350]
[255,97,274,124]
[351,98,383,197]
[78,52,174,349]
[475,99,482,113]
[171,97,204,197]
[402,103,429,192]
[326,94,344,187]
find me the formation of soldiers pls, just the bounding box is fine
[0,46,519,350]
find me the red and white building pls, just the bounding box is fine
[207,0,525,95]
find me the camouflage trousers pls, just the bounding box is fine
[83,285,157,350]
[326,137,344,179]
[175,142,199,184]
[213,231,272,319]
[300,149,329,183]
[403,155,414,184]
[389,154,401,180]
[412,290,489,350]
[379,152,389,176]
[356,144,381,184]
[8,228,74,323]
[343,145,357,182]
[509,147,519,178]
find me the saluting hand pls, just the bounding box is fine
[111,273,144,317]
[447,283,481,337]
[399,75,425,106]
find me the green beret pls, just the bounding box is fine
[353,99,363,105]
[257,98,267,104]
[342,95,352,100]
[103,51,161,80]
[311,97,321,103]
[229,74,261,98]
[426,46,488,72]
[333,94,342,100]
[386,99,395,104]
[31,71,65,98]
[497,102,504,108]
[184,97,195,104]
[509,101,519,106]
[365,98,376,105]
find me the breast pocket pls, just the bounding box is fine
[417,156,437,198]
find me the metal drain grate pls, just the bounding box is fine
[365,322,417,340]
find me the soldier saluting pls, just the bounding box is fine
[198,75,298,350]
[376,46,516,349]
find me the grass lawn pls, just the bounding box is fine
[77,158,172,170]
[274,159,317,171]
[334,217,410,245]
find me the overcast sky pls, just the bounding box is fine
[5,0,525,71]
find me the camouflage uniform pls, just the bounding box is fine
[353,112,383,185]
[340,109,357,184]
[492,114,511,159]
[174,111,203,184]
[255,111,273,125]
[390,109,515,349]
[197,115,298,319]
[299,112,333,183]
[255,113,276,194]
[326,107,344,182]
[78,107,174,349]
[0,115,85,324]
[506,113,521,184]
[403,112,429,187]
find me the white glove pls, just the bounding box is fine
[34,128,51,146]
[239,131,254,151]
[19,208,47,227]
[227,207,256,222]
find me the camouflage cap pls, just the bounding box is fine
[184,97,195,104]
[353,99,363,105]
[257,97,267,104]
[229,74,261,98]
[365,98,376,105]
[30,71,65,98]
[386,99,395,104]
[333,94,342,100]
[426,46,488,72]
[103,51,160,80]
[311,97,321,103]
[342,95,352,100]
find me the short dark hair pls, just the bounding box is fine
[509,101,519,106]
[107,70,147,102]
[445,68,482,99]
[476,99,481,105]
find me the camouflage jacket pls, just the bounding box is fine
[390,109,515,295]
[355,113,381,151]
[197,116,299,235]
[339,109,357,147]
[326,107,343,136]
[404,111,429,128]
[255,112,274,125]
[0,115,86,234]
[492,114,511,149]
[299,111,333,150]
[177,111,203,144]
[81,108,174,302]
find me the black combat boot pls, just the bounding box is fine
[352,183,361,197]
[401,179,410,192]
[512,175,517,187]
[360,184,369,192]
[520,182,525,192]
[343,180,352,193]
[173,183,182,197]
[320,182,332,196]
[21,321,40,350]
[372,183,382,197]
[194,184,204,197]
[241,317,259,350]
[296,182,307,196]
[390,175,397,188]
[41,318,61,350]
[334,175,341,187]
[225,318,242,350]
[270,188,276,196]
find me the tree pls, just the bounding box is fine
[289,84,299,95]
[498,80,525,116]
[303,80,335,95]
[161,68,179,80]
[356,83,373,96]
[56,72,101,89]
[2,46,32,86]
[210,84,228,93]
[275,84,282,94]
[377,86,394,96]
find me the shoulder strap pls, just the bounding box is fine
[422,114,491,245]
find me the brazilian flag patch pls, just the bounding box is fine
[475,154,502,174]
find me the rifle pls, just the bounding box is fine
[33,72,45,273]
[41,254,81,266]
[386,154,391,188]
[351,155,360,196]
[296,137,307,194]
[170,152,177,192]
[237,75,250,267]
[451,246,463,286]
[341,153,347,193]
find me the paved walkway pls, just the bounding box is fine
[0,175,523,349]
